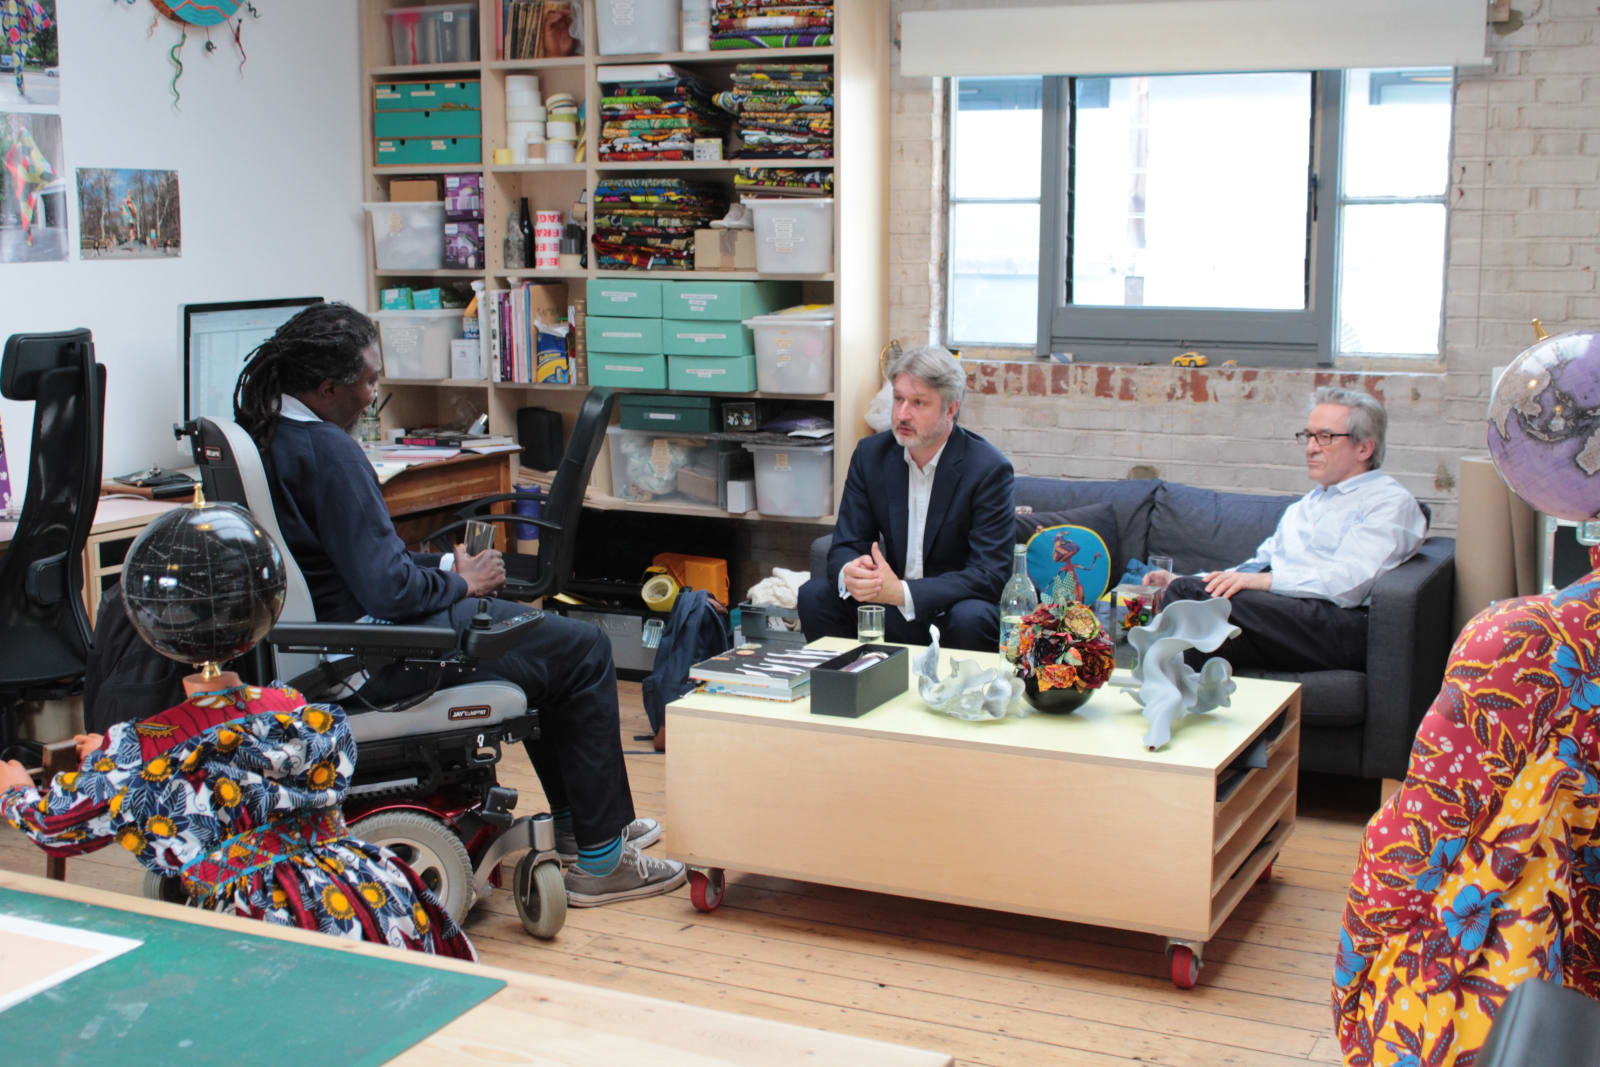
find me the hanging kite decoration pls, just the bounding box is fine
[119,0,260,109]
[1,1,52,99]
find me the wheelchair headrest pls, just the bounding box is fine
[2,329,95,401]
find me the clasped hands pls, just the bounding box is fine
[1142,568,1270,599]
[841,544,906,607]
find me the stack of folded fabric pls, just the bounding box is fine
[713,63,833,160]
[592,178,726,271]
[734,167,834,196]
[598,64,729,162]
[710,1,833,50]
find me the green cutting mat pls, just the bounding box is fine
[0,888,504,1062]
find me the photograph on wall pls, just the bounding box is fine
[76,168,181,259]
[0,1,58,108]
[0,109,66,262]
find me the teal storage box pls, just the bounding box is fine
[587,316,663,355]
[376,136,482,165]
[620,394,718,433]
[590,353,667,389]
[586,279,663,319]
[669,354,757,393]
[375,80,482,110]
[374,109,483,138]
[662,319,754,357]
[662,281,799,321]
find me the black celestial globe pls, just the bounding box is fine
[121,500,287,666]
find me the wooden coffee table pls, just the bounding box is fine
[666,638,1300,988]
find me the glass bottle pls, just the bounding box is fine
[999,544,1038,662]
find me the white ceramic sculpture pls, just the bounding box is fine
[1120,597,1241,749]
[913,625,1025,721]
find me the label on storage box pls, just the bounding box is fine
[648,413,675,420]
[687,366,725,379]
[599,289,638,303]
[677,331,727,344]
[602,362,644,373]
[774,453,790,470]
[602,329,643,339]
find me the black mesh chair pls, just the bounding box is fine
[424,387,616,602]
[0,329,104,764]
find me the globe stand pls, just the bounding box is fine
[183,660,242,697]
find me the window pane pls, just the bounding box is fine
[1342,69,1452,198]
[1069,72,1311,310]
[949,202,1039,346]
[952,77,1042,200]
[1337,203,1444,355]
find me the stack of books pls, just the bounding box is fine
[690,645,837,702]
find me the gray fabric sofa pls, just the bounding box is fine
[809,475,1457,781]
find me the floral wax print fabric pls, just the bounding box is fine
[1334,568,1600,1066]
[0,685,474,961]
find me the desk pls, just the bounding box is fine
[0,496,180,627]
[0,870,952,1066]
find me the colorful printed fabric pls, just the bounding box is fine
[711,32,832,49]
[1,686,475,960]
[0,0,50,96]
[734,166,833,195]
[0,115,54,246]
[1334,564,1600,1065]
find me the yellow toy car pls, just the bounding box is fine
[1172,351,1208,367]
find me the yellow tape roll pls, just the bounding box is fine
[641,573,680,612]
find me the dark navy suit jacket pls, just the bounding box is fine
[826,425,1015,618]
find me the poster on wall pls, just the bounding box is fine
[0,110,66,263]
[76,168,181,259]
[0,1,58,108]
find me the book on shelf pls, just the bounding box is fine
[689,644,838,701]
[398,430,466,446]
[380,445,461,462]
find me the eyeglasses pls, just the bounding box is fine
[1294,430,1354,446]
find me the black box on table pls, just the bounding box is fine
[809,644,909,719]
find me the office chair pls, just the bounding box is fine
[0,329,103,766]
[176,416,568,938]
[423,387,616,602]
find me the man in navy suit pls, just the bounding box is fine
[798,345,1015,651]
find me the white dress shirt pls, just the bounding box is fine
[837,439,948,621]
[1239,469,1425,608]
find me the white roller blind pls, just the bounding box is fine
[900,0,1490,77]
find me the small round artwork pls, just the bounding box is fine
[1024,525,1111,605]
[121,500,286,666]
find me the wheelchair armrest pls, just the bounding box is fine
[461,609,544,661]
[268,622,460,658]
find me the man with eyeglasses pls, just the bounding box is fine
[1142,386,1426,672]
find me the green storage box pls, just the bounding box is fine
[662,280,799,321]
[669,354,757,393]
[374,109,483,138]
[375,80,482,110]
[375,136,482,165]
[662,319,754,357]
[590,353,667,389]
[586,279,663,319]
[620,394,719,433]
[587,316,664,355]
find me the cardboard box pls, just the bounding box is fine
[444,220,483,270]
[526,282,568,326]
[389,178,441,202]
[693,229,757,272]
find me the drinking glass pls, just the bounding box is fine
[464,519,495,556]
[857,604,886,643]
[1147,555,1175,610]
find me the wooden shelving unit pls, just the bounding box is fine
[357,0,888,524]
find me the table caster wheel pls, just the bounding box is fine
[1170,944,1200,989]
[1257,860,1274,887]
[690,867,725,912]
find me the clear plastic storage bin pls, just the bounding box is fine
[364,201,445,270]
[746,306,835,394]
[742,442,834,518]
[596,0,679,55]
[374,309,461,380]
[743,198,834,275]
[387,4,478,66]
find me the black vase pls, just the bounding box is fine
[1022,675,1096,714]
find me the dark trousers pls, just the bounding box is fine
[358,599,635,847]
[797,576,999,652]
[1165,576,1368,673]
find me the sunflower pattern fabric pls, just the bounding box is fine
[0,686,475,961]
[1334,568,1600,1066]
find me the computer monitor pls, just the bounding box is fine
[181,297,322,424]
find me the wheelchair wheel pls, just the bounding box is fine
[513,851,567,939]
[142,870,188,906]
[352,810,475,923]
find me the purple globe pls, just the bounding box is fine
[1488,330,1600,521]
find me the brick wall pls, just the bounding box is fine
[877,0,1600,538]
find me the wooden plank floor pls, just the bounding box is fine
[0,682,1378,1066]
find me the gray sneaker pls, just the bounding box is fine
[556,817,662,864]
[564,841,687,907]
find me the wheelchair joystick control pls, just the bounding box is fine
[471,598,494,630]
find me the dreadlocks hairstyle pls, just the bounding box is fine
[233,301,379,447]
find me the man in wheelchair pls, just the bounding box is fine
[231,302,684,907]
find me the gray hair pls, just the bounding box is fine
[1309,385,1387,468]
[885,344,965,413]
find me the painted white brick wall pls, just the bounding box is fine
[879,0,1600,539]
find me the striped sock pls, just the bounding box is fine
[575,835,623,876]
[551,807,574,837]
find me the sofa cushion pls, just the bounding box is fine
[1017,502,1122,588]
[1241,667,1366,728]
[1148,483,1297,574]
[1013,476,1158,576]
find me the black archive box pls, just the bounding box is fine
[809,644,909,718]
